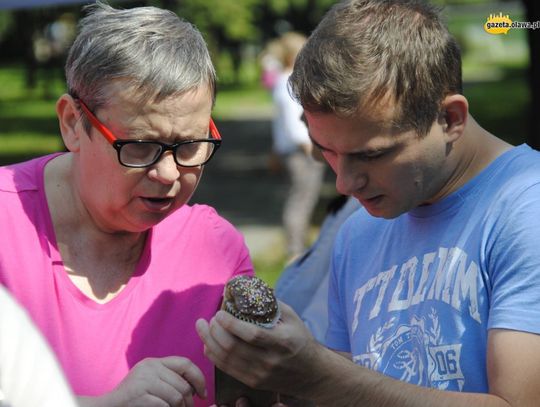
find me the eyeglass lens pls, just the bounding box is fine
[119,141,216,167]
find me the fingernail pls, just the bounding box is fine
[214,314,222,324]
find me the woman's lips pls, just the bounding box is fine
[140,196,174,212]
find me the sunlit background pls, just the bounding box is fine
[0,0,538,283]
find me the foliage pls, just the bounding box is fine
[169,0,336,42]
[0,64,273,162]
[265,0,336,33]
[213,84,272,119]
[0,10,13,42]
[431,0,517,4]
[176,0,260,42]
[253,255,288,288]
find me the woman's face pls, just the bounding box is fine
[75,84,214,233]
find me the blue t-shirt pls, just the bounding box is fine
[326,144,540,393]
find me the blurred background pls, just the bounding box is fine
[0,0,538,284]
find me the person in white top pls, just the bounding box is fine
[271,32,325,259]
[0,285,78,407]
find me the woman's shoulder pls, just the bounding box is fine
[154,204,250,266]
[0,154,62,193]
[161,203,242,238]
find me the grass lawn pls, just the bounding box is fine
[0,66,65,158]
[213,84,272,119]
[253,256,289,288]
[0,64,273,159]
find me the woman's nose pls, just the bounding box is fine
[147,152,180,184]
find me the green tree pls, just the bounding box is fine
[153,0,335,86]
[0,10,14,43]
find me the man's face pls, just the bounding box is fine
[305,108,451,219]
[75,84,213,233]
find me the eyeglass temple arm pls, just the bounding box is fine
[79,98,221,142]
[209,118,221,140]
[78,100,117,144]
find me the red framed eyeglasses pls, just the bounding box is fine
[77,99,222,168]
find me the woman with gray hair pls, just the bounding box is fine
[0,3,253,406]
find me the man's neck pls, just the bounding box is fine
[428,116,512,204]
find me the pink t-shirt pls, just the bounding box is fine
[0,154,253,405]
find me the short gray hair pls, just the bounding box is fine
[66,2,216,113]
[289,0,462,136]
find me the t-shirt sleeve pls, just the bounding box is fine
[206,206,254,279]
[487,182,540,333]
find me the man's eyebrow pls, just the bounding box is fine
[308,134,326,150]
[308,133,393,158]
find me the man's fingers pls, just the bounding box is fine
[198,316,282,387]
[197,318,251,371]
[196,318,227,361]
[209,314,263,354]
[275,300,297,320]
[195,317,210,339]
[213,311,272,345]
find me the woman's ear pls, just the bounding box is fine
[439,94,469,143]
[56,94,82,152]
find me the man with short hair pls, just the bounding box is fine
[197,1,540,406]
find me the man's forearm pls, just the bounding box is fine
[295,345,510,407]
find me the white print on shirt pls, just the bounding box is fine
[353,310,465,390]
[351,246,481,335]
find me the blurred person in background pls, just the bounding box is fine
[275,113,361,343]
[0,3,253,406]
[275,192,360,343]
[198,0,540,406]
[32,12,76,99]
[270,32,325,260]
[259,38,284,91]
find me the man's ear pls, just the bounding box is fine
[439,94,469,143]
[56,94,83,152]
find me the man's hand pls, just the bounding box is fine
[196,301,321,396]
[79,356,206,407]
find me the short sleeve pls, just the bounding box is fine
[487,182,540,333]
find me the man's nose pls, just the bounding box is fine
[334,155,367,196]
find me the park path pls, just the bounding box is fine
[191,118,290,258]
[191,117,335,258]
